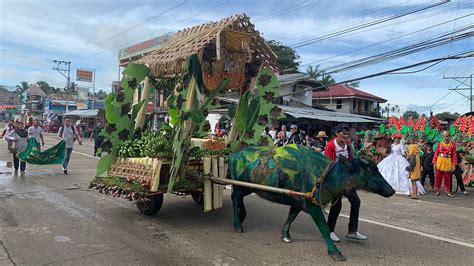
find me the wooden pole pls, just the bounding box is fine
[203,157,212,212]
[208,177,311,199]
[212,157,219,209]
[134,76,152,130]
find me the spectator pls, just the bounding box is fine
[1,119,16,152]
[285,125,303,145]
[90,121,105,157]
[302,135,315,148]
[27,119,45,151]
[274,131,286,147]
[281,125,291,139]
[313,131,328,153]
[268,125,277,140]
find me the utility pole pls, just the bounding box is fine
[53,60,71,112]
[443,74,473,112]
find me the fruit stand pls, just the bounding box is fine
[90,14,287,215]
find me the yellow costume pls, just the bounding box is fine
[407,144,421,180]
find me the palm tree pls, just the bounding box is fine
[306,65,336,86]
[384,103,391,118]
[16,81,29,92]
[391,104,400,116]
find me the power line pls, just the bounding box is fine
[278,51,473,99]
[300,13,473,68]
[70,1,230,62]
[290,1,449,48]
[253,1,318,23]
[323,28,473,74]
[279,0,410,41]
[65,1,188,60]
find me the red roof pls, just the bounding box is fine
[312,84,386,103]
[25,84,47,97]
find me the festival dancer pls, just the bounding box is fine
[432,131,457,197]
[420,142,435,190]
[325,123,367,242]
[377,132,411,195]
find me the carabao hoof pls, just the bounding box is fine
[281,236,292,243]
[329,252,347,262]
[234,226,245,233]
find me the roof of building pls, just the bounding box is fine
[217,96,383,123]
[63,109,98,117]
[25,84,47,97]
[278,73,325,89]
[312,84,387,103]
[134,14,278,77]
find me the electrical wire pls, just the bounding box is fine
[323,28,473,74]
[290,1,449,48]
[66,1,230,62]
[300,13,473,68]
[65,0,188,60]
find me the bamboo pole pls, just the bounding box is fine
[203,157,212,212]
[215,157,226,208]
[208,177,311,199]
[212,157,219,209]
[134,76,152,130]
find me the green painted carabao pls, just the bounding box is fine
[229,144,395,262]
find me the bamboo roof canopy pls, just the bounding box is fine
[134,14,279,80]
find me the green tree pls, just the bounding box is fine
[436,111,459,121]
[16,81,29,92]
[36,81,59,94]
[306,65,336,86]
[94,89,107,100]
[391,104,400,116]
[267,40,300,73]
[347,81,360,87]
[402,110,420,120]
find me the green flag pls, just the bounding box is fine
[17,139,66,165]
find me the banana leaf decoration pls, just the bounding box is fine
[449,125,457,136]
[379,124,385,134]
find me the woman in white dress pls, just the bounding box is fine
[377,133,411,195]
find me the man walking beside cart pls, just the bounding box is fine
[90,121,104,157]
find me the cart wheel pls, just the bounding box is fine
[191,192,204,205]
[136,194,164,216]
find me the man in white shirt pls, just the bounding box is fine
[58,118,82,175]
[28,119,45,151]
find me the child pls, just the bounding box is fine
[406,144,422,199]
[420,142,435,190]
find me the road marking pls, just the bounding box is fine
[339,213,474,249]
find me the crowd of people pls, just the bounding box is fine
[1,117,90,175]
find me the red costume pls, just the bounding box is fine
[432,141,457,192]
[325,139,352,161]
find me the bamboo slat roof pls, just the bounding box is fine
[134,14,279,77]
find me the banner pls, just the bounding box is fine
[118,32,173,61]
[76,69,93,82]
[17,139,66,165]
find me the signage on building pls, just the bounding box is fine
[118,32,173,61]
[76,69,93,82]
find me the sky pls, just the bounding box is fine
[0,0,472,115]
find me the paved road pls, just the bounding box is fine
[0,132,473,265]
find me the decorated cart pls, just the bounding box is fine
[89,14,296,215]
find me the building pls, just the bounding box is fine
[277,73,326,107]
[25,84,47,119]
[0,86,19,121]
[312,84,386,117]
[43,95,77,120]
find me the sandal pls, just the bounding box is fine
[446,193,454,198]
[409,196,419,200]
[433,191,440,196]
